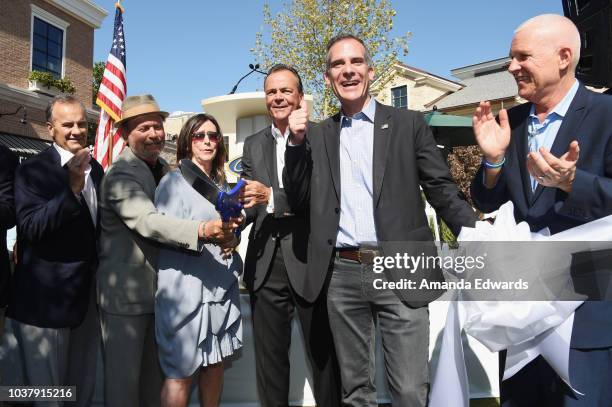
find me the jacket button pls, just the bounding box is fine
[334,207,339,214]
[327,239,333,245]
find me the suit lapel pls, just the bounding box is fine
[549,85,587,158]
[512,115,534,205]
[532,85,588,204]
[373,102,393,207]
[323,114,342,201]
[49,146,62,167]
[51,147,96,230]
[262,129,276,187]
[124,147,156,195]
[91,165,103,230]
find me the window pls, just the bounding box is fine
[577,30,596,75]
[31,5,69,79]
[582,29,593,51]
[575,0,590,15]
[391,85,408,109]
[578,55,594,73]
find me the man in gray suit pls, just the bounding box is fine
[97,95,239,407]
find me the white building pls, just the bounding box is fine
[202,92,314,183]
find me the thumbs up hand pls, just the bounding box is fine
[288,103,308,145]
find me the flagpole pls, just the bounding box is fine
[107,0,122,167]
[95,0,127,170]
[107,129,113,168]
[111,0,125,166]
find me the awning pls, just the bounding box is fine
[424,111,475,147]
[0,133,51,158]
[425,111,472,127]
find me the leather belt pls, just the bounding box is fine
[336,247,380,265]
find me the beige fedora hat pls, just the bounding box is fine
[114,94,168,127]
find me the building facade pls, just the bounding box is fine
[427,57,522,116]
[370,61,463,112]
[0,0,106,159]
[563,0,612,89]
[201,92,314,183]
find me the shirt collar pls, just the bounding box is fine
[53,143,92,173]
[529,79,579,120]
[53,143,74,166]
[341,96,376,123]
[271,122,290,140]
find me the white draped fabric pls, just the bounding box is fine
[430,202,612,406]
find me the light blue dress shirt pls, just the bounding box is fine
[336,97,378,247]
[527,80,579,190]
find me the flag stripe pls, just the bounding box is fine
[104,58,126,89]
[98,84,124,112]
[96,97,121,122]
[101,69,125,97]
[93,4,127,172]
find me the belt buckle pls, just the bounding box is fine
[358,249,378,265]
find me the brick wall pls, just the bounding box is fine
[0,1,32,91]
[0,0,94,106]
[0,99,48,140]
[0,0,95,140]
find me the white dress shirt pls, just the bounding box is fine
[266,123,290,214]
[53,143,97,224]
[336,97,378,247]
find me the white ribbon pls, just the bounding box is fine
[430,202,612,405]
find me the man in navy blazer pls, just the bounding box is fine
[8,96,103,406]
[0,145,17,335]
[471,14,612,406]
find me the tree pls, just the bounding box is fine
[252,0,410,118]
[88,61,106,145]
[92,61,105,104]
[447,145,482,208]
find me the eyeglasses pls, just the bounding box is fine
[192,131,220,143]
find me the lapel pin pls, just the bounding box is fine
[381,123,389,129]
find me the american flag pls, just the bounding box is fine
[93,2,127,171]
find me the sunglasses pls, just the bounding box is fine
[192,131,220,143]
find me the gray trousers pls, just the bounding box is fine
[327,256,429,407]
[99,310,163,407]
[11,287,100,407]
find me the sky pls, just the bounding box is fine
[93,0,564,114]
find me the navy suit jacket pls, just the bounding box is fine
[471,85,612,348]
[8,147,103,328]
[0,146,18,307]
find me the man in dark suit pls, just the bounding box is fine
[8,96,103,406]
[471,14,612,406]
[241,64,341,407]
[0,145,17,336]
[284,35,477,406]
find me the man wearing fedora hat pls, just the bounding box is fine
[97,94,239,407]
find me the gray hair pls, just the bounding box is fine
[325,34,373,71]
[45,95,86,122]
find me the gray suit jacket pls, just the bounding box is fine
[97,147,201,315]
